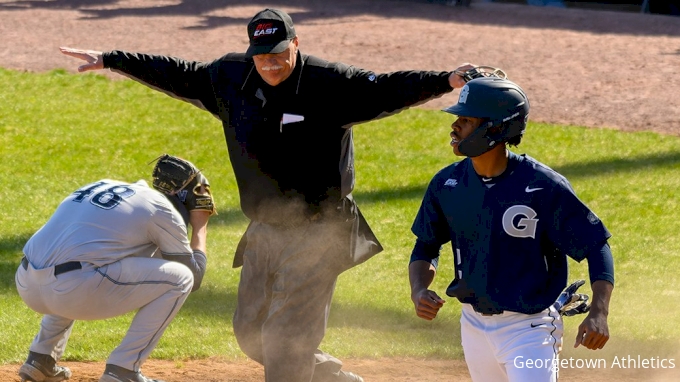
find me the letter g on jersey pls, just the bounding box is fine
[502,205,538,238]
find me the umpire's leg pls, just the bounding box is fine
[233,221,344,382]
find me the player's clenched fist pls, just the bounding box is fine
[412,289,446,321]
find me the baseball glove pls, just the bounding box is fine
[151,154,216,215]
[553,279,591,317]
[454,66,508,83]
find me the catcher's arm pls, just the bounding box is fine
[189,206,210,253]
[151,154,214,291]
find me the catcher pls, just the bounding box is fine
[15,154,215,382]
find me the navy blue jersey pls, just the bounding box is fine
[411,151,611,314]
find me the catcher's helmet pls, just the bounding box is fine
[443,77,529,157]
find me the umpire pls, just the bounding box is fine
[60,8,473,382]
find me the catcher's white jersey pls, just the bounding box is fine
[23,179,192,268]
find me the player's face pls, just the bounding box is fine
[450,116,483,156]
[253,38,299,86]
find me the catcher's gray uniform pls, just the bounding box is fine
[16,179,207,374]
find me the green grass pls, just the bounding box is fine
[1,68,679,364]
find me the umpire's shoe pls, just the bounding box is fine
[313,370,364,382]
[338,371,364,382]
[99,364,165,382]
[18,351,72,382]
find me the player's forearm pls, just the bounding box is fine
[189,211,210,253]
[589,280,613,316]
[409,260,436,296]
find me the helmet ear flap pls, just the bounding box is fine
[488,109,528,144]
[457,120,499,157]
[457,107,528,157]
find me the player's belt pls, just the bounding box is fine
[472,305,504,316]
[21,257,83,276]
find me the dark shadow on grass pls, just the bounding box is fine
[550,151,680,179]
[354,185,428,204]
[0,0,678,36]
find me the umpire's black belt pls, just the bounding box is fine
[21,257,82,276]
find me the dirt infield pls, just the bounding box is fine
[1,0,680,381]
[1,356,679,382]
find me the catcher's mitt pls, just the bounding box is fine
[151,154,216,215]
[454,66,508,83]
[553,279,591,317]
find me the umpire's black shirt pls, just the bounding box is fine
[103,50,453,226]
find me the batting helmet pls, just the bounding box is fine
[443,77,529,157]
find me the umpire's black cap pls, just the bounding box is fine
[246,9,296,58]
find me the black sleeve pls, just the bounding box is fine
[586,242,615,286]
[368,69,454,111]
[162,250,208,292]
[102,50,219,115]
[409,239,441,268]
[316,60,454,125]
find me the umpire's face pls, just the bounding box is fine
[450,116,483,156]
[253,38,299,86]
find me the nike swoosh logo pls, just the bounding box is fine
[525,187,543,193]
[530,323,546,328]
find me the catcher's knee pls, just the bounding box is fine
[163,262,194,293]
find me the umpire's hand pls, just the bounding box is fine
[60,47,104,72]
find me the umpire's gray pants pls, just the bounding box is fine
[233,220,351,382]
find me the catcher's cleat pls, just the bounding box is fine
[99,364,165,382]
[18,351,72,382]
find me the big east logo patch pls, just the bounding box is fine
[254,23,279,38]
